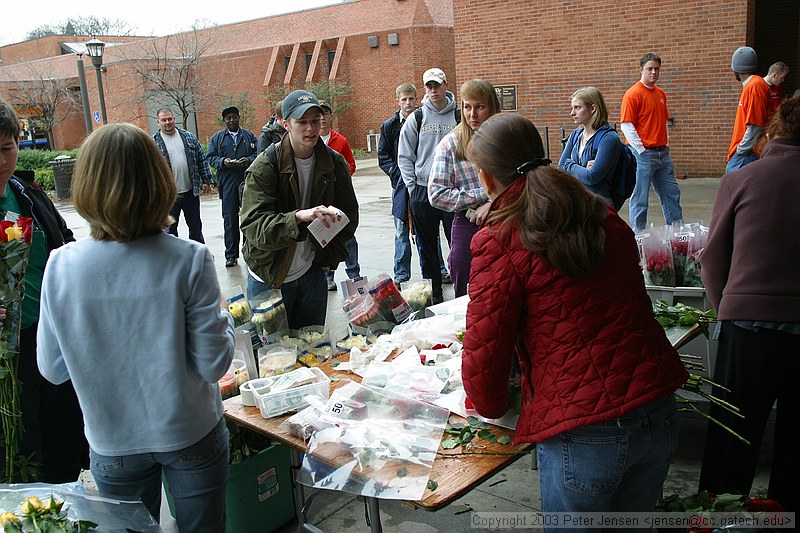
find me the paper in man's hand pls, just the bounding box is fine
[308,207,350,248]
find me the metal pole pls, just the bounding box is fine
[76,57,93,134]
[94,67,107,124]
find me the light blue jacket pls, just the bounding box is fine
[558,125,621,206]
[37,233,234,456]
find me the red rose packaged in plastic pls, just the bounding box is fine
[684,224,708,287]
[638,226,676,286]
[669,222,693,286]
[368,274,413,324]
[344,293,384,329]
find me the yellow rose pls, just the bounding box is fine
[0,511,22,526]
[5,225,23,242]
[21,495,44,515]
[44,497,63,511]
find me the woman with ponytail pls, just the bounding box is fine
[461,112,688,522]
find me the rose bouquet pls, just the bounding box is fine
[683,225,709,288]
[670,223,692,286]
[637,226,676,287]
[1,217,33,482]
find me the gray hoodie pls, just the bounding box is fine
[397,91,458,189]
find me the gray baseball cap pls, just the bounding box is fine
[282,90,323,120]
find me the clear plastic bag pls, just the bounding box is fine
[684,224,708,288]
[297,381,449,501]
[669,222,694,286]
[223,284,252,330]
[361,361,450,404]
[400,279,433,314]
[368,274,413,324]
[249,289,289,344]
[637,226,676,286]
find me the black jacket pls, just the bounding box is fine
[378,110,409,222]
[10,171,75,254]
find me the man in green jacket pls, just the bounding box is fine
[240,90,359,328]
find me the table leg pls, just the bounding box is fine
[364,496,383,533]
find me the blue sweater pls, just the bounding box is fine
[558,125,621,205]
[37,233,235,456]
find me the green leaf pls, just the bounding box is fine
[330,360,341,368]
[441,437,460,449]
[459,427,474,443]
[477,429,495,440]
[497,436,512,445]
[396,466,407,477]
[427,480,438,491]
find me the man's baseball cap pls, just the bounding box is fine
[282,90,323,120]
[221,105,239,118]
[423,68,447,85]
[318,100,333,112]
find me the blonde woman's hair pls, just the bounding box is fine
[571,87,610,131]
[72,123,177,242]
[454,79,501,160]
[467,113,608,278]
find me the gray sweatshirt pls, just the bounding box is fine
[397,91,458,190]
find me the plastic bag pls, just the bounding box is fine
[400,280,433,315]
[249,289,289,344]
[343,293,385,329]
[637,226,676,286]
[368,274,413,324]
[296,381,449,501]
[684,224,708,288]
[223,284,252,330]
[361,361,450,404]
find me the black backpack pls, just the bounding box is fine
[591,126,637,212]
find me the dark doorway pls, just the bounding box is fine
[754,0,799,96]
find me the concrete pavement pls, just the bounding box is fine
[54,159,774,532]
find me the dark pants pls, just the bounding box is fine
[219,175,244,259]
[408,185,453,302]
[18,323,89,483]
[449,212,479,298]
[168,191,204,243]
[698,321,798,511]
[327,237,361,281]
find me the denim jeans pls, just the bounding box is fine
[628,148,683,230]
[248,265,328,329]
[394,217,448,281]
[89,417,229,532]
[536,395,678,531]
[725,152,758,173]
[168,191,205,243]
[326,237,361,281]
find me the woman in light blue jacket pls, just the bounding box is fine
[558,86,621,207]
[37,123,235,532]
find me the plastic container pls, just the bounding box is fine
[252,367,330,418]
[258,345,298,378]
[218,373,237,400]
[240,377,274,407]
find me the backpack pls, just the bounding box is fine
[592,126,637,212]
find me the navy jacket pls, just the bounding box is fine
[206,128,258,186]
[378,110,409,222]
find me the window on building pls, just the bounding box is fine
[327,50,336,74]
[284,55,291,74]
[305,53,313,73]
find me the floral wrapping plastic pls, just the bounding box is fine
[684,224,708,288]
[367,274,413,324]
[297,380,449,501]
[636,226,676,287]
[669,223,694,286]
[223,284,252,330]
[400,280,433,314]
[248,289,289,344]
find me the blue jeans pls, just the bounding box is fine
[393,217,448,281]
[628,148,683,230]
[536,395,678,530]
[725,152,758,173]
[326,237,361,281]
[89,417,229,532]
[248,265,328,329]
[168,191,204,243]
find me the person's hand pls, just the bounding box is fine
[296,205,340,227]
[201,183,211,194]
[0,306,6,328]
[470,202,492,226]
[223,158,233,168]
[586,159,595,169]
[236,157,250,167]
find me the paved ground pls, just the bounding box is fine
[55,158,774,532]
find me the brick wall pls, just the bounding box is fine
[453,0,756,177]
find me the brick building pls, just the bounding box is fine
[0,0,797,177]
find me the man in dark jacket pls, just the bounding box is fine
[240,90,359,329]
[207,106,258,267]
[257,100,286,153]
[0,98,88,482]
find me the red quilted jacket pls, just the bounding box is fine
[462,184,688,444]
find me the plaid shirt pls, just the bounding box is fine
[152,128,213,196]
[427,130,488,212]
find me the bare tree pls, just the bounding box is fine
[7,66,80,148]
[122,30,222,129]
[26,16,135,40]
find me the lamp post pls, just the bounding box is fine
[75,54,93,134]
[85,38,107,124]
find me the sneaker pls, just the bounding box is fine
[225,257,238,267]
[394,276,410,284]
[327,278,337,291]
[441,272,452,284]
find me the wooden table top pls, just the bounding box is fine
[223,353,533,512]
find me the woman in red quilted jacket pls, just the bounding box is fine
[462,113,688,523]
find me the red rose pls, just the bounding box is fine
[18,217,33,244]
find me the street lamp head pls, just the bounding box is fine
[85,38,106,68]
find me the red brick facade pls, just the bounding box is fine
[1,0,797,177]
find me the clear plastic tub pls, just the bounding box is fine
[252,367,330,418]
[258,344,298,377]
